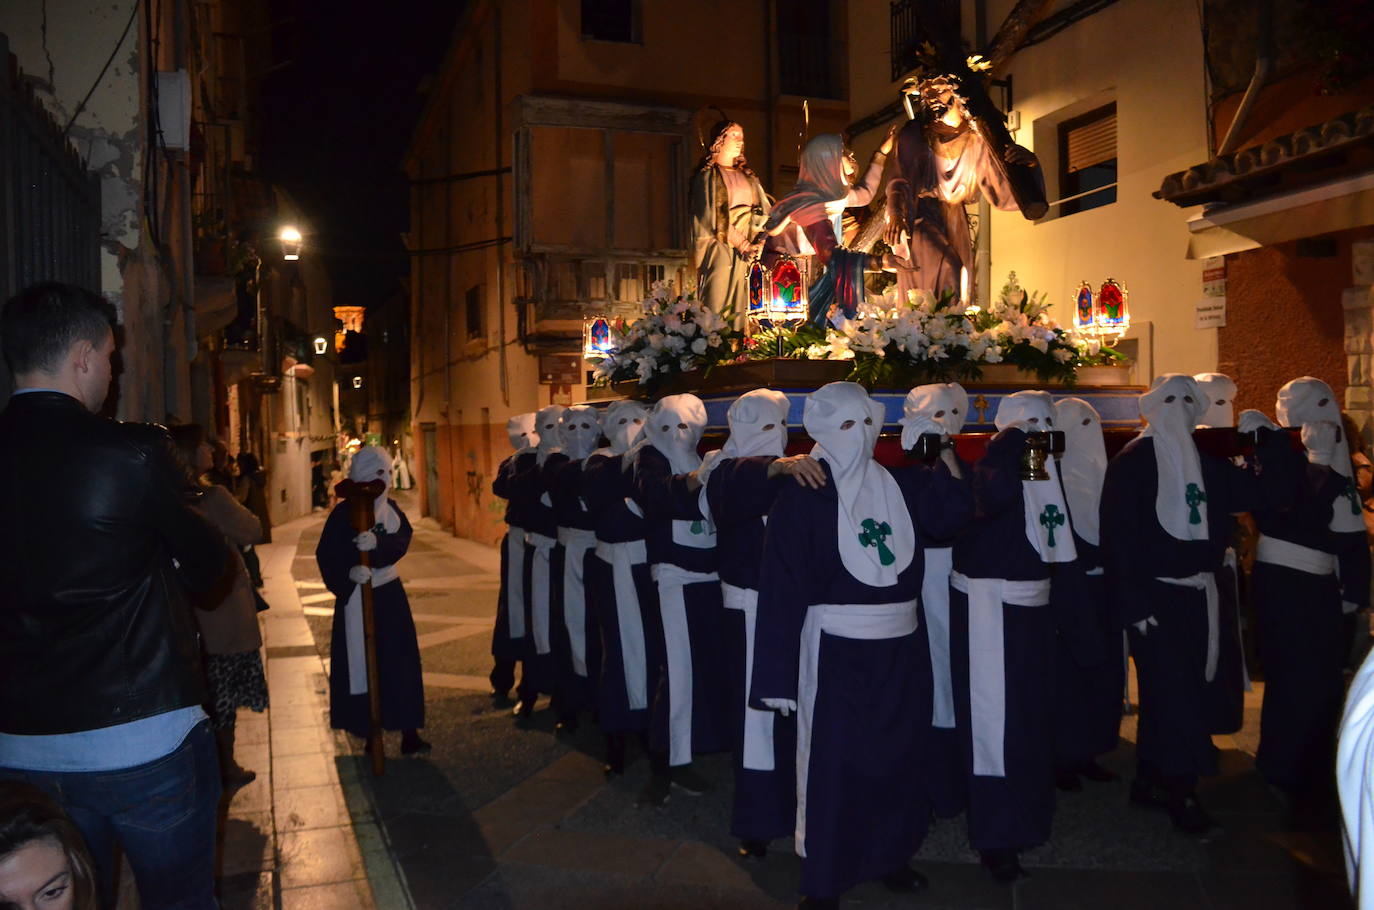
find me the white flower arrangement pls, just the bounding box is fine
[589,282,741,388]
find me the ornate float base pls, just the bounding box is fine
[587,359,1142,432]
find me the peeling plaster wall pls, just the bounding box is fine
[8,1,182,423]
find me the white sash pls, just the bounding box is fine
[1156,571,1219,681]
[558,527,598,676]
[345,565,401,695]
[722,583,776,771]
[526,531,557,655]
[504,526,527,639]
[596,539,650,709]
[922,547,956,729]
[1223,548,1252,692]
[795,600,919,857]
[1256,534,1338,576]
[654,562,720,766]
[950,572,1051,778]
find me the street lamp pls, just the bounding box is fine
[352,376,363,389]
[313,336,328,355]
[280,226,302,261]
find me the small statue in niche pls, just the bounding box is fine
[689,117,771,320]
[884,73,1044,305]
[764,127,898,328]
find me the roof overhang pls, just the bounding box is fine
[1183,169,1374,259]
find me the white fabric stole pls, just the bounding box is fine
[949,572,1051,778]
[525,531,557,655]
[1021,460,1077,564]
[1156,572,1220,681]
[504,526,528,639]
[1337,648,1374,901]
[344,566,401,695]
[595,539,650,710]
[722,582,777,771]
[794,600,920,858]
[922,547,957,729]
[653,562,721,766]
[558,527,598,676]
[1255,534,1338,576]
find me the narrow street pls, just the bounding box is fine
[212,490,1352,910]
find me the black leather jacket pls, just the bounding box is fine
[0,392,231,735]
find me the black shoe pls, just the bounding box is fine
[490,689,515,709]
[400,733,432,755]
[1167,793,1216,835]
[1129,777,1170,811]
[636,774,671,808]
[604,734,626,778]
[880,863,929,893]
[737,839,768,861]
[1054,769,1083,792]
[980,848,1026,884]
[670,765,711,796]
[1080,760,1119,783]
[797,899,838,910]
[512,699,535,721]
[555,715,580,736]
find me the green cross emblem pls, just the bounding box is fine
[1346,477,1362,516]
[1039,504,1065,548]
[858,518,895,566]
[690,520,705,534]
[1185,483,1207,524]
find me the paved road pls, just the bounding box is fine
[283,491,1352,909]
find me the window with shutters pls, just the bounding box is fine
[1057,103,1117,216]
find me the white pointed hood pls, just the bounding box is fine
[1193,373,1237,428]
[348,444,400,533]
[559,405,602,461]
[1055,397,1107,547]
[995,391,1076,562]
[507,412,538,452]
[1140,374,1210,542]
[1277,376,1364,533]
[805,382,914,587]
[534,404,568,465]
[597,400,648,456]
[900,382,969,448]
[644,394,715,549]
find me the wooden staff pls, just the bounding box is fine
[336,476,388,777]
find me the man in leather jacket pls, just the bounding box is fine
[0,282,232,909]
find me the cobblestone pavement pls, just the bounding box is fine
[234,490,1353,910]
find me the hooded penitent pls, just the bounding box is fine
[1277,376,1365,534]
[559,405,602,461]
[598,400,649,456]
[995,391,1076,563]
[721,389,790,459]
[348,444,400,534]
[1139,374,1210,542]
[1193,373,1238,428]
[533,405,567,465]
[900,382,969,449]
[644,394,715,548]
[1055,397,1107,547]
[804,382,914,587]
[507,412,538,451]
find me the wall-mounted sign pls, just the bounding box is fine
[538,354,581,385]
[1202,256,1226,298]
[1195,298,1226,329]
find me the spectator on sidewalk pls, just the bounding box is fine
[235,451,271,587]
[0,282,231,910]
[316,445,430,755]
[170,423,271,790]
[0,781,98,910]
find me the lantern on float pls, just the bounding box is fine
[582,316,614,359]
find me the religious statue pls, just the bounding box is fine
[764,126,897,328]
[689,118,771,320]
[884,73,1045,304]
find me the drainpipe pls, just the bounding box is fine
[1216,0,1272,158]
[494,2,508,405]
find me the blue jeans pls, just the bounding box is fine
[0,720,221,910]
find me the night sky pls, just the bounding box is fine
[255,0,466,309]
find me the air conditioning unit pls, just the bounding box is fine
[155,70,191,150]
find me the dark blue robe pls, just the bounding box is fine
[506,452,560,701]
[1100,433,1278,787]
[1252,447,1370,790]
[490,452,534,692]
[633,445,731,761]
[751,459,970,900]
[704,455,797,843]
[542,452,602,719]
[317,500,424,736]
[1050,534,1124,768]
[950,427,1059,853]
[583,452,659,734]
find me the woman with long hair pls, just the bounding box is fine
[689,117,771,318]
[0,781,97,910]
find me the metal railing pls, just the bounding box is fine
[0,33,102,301]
